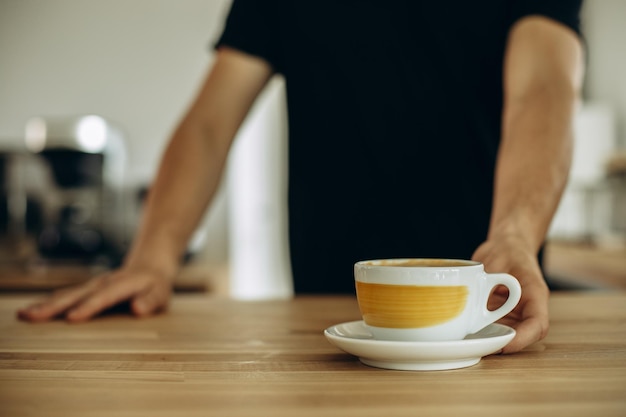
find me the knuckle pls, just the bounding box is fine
[539,321,550,340]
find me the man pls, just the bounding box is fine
[19,1,584,354]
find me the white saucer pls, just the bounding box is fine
[324,321,515,371]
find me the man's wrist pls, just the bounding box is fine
[488,215,544,255]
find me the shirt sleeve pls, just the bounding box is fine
[508,0,583,37]
[214,0,283,71]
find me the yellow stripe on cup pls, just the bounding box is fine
[356,282,469,328]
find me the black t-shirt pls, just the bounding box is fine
[216,1,582,294]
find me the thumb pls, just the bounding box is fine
[131,285,170,317]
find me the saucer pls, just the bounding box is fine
[324,321,515,371]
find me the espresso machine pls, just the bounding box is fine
[24,115,128,266]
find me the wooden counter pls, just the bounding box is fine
[1,292,625,417]
[544,240,626,290]
[0,261,229,294]
[0,236,229,294]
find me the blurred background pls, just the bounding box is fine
[0,0,624,298]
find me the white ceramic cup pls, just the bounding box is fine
[354,258,522,342]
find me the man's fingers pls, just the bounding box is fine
[16,268,173,323]
[505,298,549,353]
[502,316,549,354]
[131,282,171,317]
[17,280,100,322]
[64,275,147,322]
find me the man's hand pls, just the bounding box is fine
[17,267,173,322]
[472,234,550,354]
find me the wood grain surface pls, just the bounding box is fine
[0,292,625,417]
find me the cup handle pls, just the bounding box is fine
[470,273,522,334]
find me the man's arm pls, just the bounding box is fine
[472,16,584,353]
[18,47,275,322]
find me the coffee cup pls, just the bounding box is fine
[354,258,521,342]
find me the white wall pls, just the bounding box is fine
[0,0,236,263]
[0,0,232,184]
[548,1,626,242]
[582,0,626,148]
